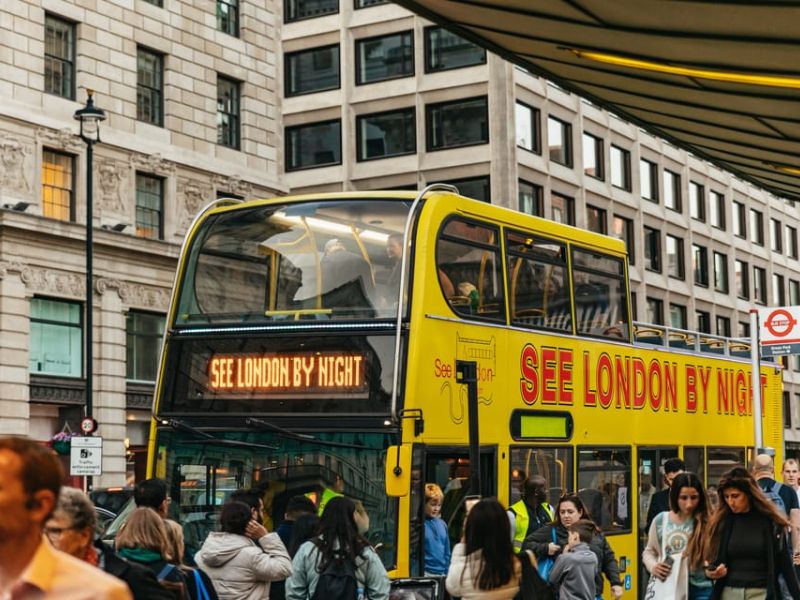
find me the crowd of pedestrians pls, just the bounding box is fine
[5,433,800,600]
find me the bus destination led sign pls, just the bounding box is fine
[208,352,367,393]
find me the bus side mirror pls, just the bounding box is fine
[385,444,411,497]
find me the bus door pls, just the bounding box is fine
[636,446,678,599]
[421,447,496,569]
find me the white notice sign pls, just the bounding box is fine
[70,436,103,476]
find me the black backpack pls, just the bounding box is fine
[310,542,359,600]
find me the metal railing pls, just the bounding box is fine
[632,321,772,362]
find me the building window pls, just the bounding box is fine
[693,244,708,287]
[217,0,239,36]
[670,304,687,329]
[785,392,793,429]
[550,192,574,225]
[611,215,634,265]
[426,96,488,151]
[586,204,607,234]
[29,297,82,377]
[713,251,728,293]
[610,145,631,190]
[518,180,542,216]
[753,265,767,304]
[135,173,163,239]
[286,119,341,171]
[750,209,764,245]
[774,273,786,306]
[716,315,731,337]
[640,158,658,201]
[664,170,681,212]
[126,311,165,382]
[44,15,74,99]
[285,0,338,22]
[41,149,74,222]
[286,44,340,96]
[137,47,163,126]
[355,0,387,6]
[738,321,750,337]
[631,291,638,321]
[548,116,572,166]
[424,27,486,72]
[735,260,749,299]
[582,133,603,180]
[666,234,684,279]
[516,102,540,153]
[356,108,415,161]
[788,225,798,259]
[790,279,800,305]
[356,31,413,85]
[644,226,661,272]
[771,218,783,253]
[733,201,746,238]
[710,191,725,229]
[689,181,705,221]
[217,76,240,149]
[696,310,711,334]
[444,177,490,202]
[647,297,664,325]
[142,0,162,6]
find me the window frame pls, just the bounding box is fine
[644,226,661,273]
[692,244,709,287]
[610,145,631,191]
[518,180,543,217]
[285,43,341,97]
[669,303,687,330]
[788,225,799,259]
[425,95,489,152]
[771,218,783,254]
[136,46,164,127]
[716,315,731,337]
[442,176,491,203]
[44,14,75,100]
[355,106,416,162]
[284,0,339,23]
[285,118,343,171]
[646,297,664,325]
[217,75,241,149]
[126,310,166,382]
[611,214,634,265]
[753,265,767,304]
[689,181,705,222]
[713,251,728,293]
[547,116,573,167]
[710,190,725,230]
[550,192,575,226]
[582,132,604,180]
[135,172,165,240]
[216,0,239,36]
[733,201,747,238]
[666,234,684,280]
[423,26,487,73]
[735,259,749,299]
[576,446,632,535]
[515,101,541,154]
[585,204,607,235]
[664,169,681,212]
[355,30,414,86]
[640,157,658,202]
[750,208,764,246]
[41,148,75,222]
[29,296,83,378]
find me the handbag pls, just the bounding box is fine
[192,568,212,600]
[518,550,556,600]
[536,527,558,582]
[644,513,683,600]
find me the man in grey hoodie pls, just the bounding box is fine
[195,501,292,600]
[548,520,599,600]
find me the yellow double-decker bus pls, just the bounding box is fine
[148,185,783,598]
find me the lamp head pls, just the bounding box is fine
[73,90,106,144]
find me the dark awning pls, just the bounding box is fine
[394,0,800,199]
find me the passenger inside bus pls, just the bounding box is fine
[320,238,376,315]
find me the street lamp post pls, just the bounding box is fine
[74,90,105,490]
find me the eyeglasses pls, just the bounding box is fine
[44,526,77,538]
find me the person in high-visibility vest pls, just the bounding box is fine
[306,473,345,516]
[507,475,554,553]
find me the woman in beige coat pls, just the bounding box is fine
[642,472,712,600]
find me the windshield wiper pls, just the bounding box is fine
[164,418,280,451]
[244,417,368,449]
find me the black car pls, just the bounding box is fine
[90,487,133,515]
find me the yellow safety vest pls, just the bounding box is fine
[306,487,343,516]
[510,500,554,553]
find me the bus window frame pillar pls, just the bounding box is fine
[456,360,481,496]
[74,90,106,490]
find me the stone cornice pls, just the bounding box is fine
[97,278,170,310]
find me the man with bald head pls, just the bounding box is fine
[754,453,800,551]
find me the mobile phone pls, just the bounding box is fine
[662,554,674,568]
[464,495,481,514]
[706,561,720,571]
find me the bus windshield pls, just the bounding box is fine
[176,199,413,325]
[153,429,398,568]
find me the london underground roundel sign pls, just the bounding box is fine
[758,306,800,356]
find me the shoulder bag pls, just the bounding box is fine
[644,512,682,600]
[536,527,558,581]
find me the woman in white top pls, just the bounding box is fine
[446,498,521,600]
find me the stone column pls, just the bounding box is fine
[94,278,128,486]
[0,263,31,435]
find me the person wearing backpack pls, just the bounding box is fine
[754,454,800,551]
[284,497,389,600]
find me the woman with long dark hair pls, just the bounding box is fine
[642,472,712,600]
[284,497,389,600]
[445,498,521,599]
[523,493,623,598]
[705,467,800,599]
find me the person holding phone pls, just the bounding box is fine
[704,467,800,600]
[642,472,712,600]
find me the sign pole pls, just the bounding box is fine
[750,309,763,451]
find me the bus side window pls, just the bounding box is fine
[571,248,630,340]
[576,447,632,534]
[509,446,573,508]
